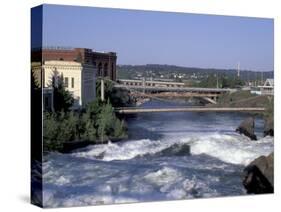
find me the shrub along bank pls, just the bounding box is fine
[43,99,127,152]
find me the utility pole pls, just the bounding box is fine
[100,66,104,102]
[237,62,240,78]
[216,72,219,88]
[100,67,104,144]
[101,125,104,145]
[101,78,104,101]
[255,72,257,87]
[142,77,145,94]
[247,71,250,86]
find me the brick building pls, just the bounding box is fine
[32,47,117,81]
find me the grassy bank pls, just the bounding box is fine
[217,90,273,108]
[217,90,273,127]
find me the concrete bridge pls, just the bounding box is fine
[115,107,266,114]
[117,79,185,88]
[115,79,236,104]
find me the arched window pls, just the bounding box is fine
[104,63,108,77]
[111,63,114,80]
[98,62,102,77]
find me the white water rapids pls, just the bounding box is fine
[41,101,274,207]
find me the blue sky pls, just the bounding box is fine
[41,4,273,71]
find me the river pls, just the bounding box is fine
[42,100,274,207]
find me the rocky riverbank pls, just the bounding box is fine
[221,90,274,138]
[235,114,274,194]
[243,152,273,194]
[236,117,257,140]
[264,116,274,137]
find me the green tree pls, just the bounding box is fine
[52,71,74,112]
[221,75,230,88]
[197,74,217,88]
[56,111,79,142]
[96,79,114,101]
[96,79,135,107]
[80,113,97,141]
[43,96,127,151]
[221,75,244,88]
[43,112,61,151]
[97,99,115,141]
[85,98,102,118]
[113,119,126,138]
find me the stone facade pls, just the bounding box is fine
[32,60,97,109]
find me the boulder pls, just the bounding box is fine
[264,117,274,137]
[236,117,257,140]
[158,143,190,157]
[242,152,274,194]
[143,143,191,158]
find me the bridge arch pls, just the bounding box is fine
[114,80,235,105]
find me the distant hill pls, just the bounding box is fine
[117,64,274,82]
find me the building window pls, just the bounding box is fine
[71,77,74,88]
[44,96,49,109]
[111,63,114,80]
[64,77,69,88]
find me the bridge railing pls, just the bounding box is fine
[114,106,266,114]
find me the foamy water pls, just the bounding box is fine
[42,101,274,207]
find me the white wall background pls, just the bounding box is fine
[0,0,280,211]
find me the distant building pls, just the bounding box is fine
[259,78,274,95]
[251,78,274,96]
[32,47,117,81]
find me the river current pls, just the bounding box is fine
[42,100,274,207]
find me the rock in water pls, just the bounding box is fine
[242,152,274,194]
[158,143,190,157]
[264,117,274,137]
[236,117,257,140]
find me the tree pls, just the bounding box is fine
[96,79,114,101]
[221,75,231,88]
[85,98,102,118]
[97,99,115,141]
[43,112,61,151]
[113,119,126,138]
[96,79,135,107]
[80,112,96,141]
[197,74,217,88]
[51,70,74,112]
[221,76,244,88]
